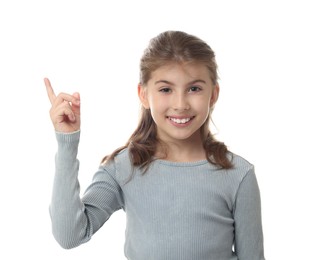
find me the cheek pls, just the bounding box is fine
[195,98,212,119]
[149,103,166,118]
[200,105,211,118]
[194,97,211,110]
[148,99,169,123]
[148,95,167,111]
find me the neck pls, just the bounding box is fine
[156,136,206,163]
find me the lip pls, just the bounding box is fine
[167,116,195,127]
[167,115,194,119]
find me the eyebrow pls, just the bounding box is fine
[154,79,207,85]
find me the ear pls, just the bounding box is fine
[138,84,150,109]
[210,84,220,108]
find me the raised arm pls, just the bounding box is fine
[45,78,86,248]
[45,78,124,249]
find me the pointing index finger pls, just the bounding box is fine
[44,78,56,104]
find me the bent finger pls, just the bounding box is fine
[63,108,76,122]
[71,92,81,115]
[54,92,80,107]
[52,106,76,122]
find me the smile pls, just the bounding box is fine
[168,116,194,124]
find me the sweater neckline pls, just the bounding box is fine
[155,159,209,167]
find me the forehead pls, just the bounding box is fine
[150,62,211,82]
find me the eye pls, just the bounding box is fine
[188,86,202,92]
[159,87,171,93]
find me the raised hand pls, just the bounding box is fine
[44,78,81,133]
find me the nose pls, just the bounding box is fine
[172,93,190,111]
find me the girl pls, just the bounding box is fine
[46,31,265,259]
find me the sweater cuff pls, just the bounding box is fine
[55,130,81,148]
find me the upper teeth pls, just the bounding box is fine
[170,117,191,124]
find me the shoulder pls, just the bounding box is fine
[113,148,133,169]
[219,153,258,206]
[230,153,254,171]
[225,152,255,183]
[101,148,130,167]
[99,148,133,183]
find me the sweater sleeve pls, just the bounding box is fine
[49,131,124,249]
[233,167,265,260]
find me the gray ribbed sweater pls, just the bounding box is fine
[50,131,265,260]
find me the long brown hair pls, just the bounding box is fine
[102,31,233,170]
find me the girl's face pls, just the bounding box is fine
[139,62,219,145]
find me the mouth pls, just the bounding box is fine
[167,116,195,125]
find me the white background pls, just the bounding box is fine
[1,0,315,259]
